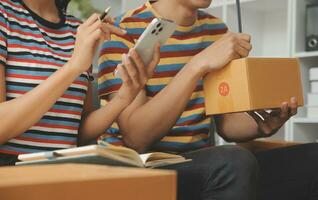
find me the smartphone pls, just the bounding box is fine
[134,18,176,66]
[114,18,176,78]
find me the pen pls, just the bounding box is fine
[99,6,111,21]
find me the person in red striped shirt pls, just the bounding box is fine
[0,0,160,165]
[98,0,318,200]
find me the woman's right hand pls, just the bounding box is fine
[190,32,252,76]
[68,13,126,75]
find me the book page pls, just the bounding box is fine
[18,145,99,161]
[18,144,144,167]
[146,152,184,162]
[139,152,184,163]
[139,153,152,164]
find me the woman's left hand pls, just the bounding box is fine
[247,97,298,137]
[116,44,161,104]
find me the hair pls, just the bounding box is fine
[55,0,71,13]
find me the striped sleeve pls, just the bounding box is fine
[0,7,8,66]
[98,21,135,98]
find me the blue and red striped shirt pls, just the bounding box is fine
[0,0,89,155]
[98,1,228,153]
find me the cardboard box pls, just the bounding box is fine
[0,164,176,200]
[204,58,304,115]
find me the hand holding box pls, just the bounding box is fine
[204,58,304,115]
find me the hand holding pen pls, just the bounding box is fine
[68,7,126,75]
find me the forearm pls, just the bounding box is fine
[0,63,80,144]
[214,112,262,142]
[79,95,129,144]
[119,63,203,152]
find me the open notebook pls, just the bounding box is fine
[16,142,191,168]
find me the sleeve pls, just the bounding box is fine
[0,8,9,66]
[97,19,135,99]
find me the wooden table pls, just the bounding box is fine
[0,164,176,200]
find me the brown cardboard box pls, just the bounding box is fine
[0,164,176,200]
[203,58,304,115]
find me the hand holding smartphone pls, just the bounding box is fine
[115,18,176,77]
[134,18,176,66]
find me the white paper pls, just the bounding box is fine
[139,153,152,164]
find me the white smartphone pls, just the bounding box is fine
[115,18,176,77]
[134,18,176,66]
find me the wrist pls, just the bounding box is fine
[64,61,83,79]
[113,90,133,107]
[65,59,83,77]
[185,58,209,78]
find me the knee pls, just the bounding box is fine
[203,145,260,195]
[303,143,318,152]
[221,145,259,176]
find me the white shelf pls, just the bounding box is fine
[294,51,318,58]
[291,117,318,123]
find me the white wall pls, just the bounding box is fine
[121,0,147,13]
[91,0,147,16]
[91,0,122,16]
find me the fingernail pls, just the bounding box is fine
[126,54,131,61]
[122,54,126,60]
[291,97,296,102]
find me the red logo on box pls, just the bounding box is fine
[219,82,230,96]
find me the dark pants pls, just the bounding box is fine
[0,153,18,166]
[162,143,318,200]
[161,145,260,200]
[256,143,318,200]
